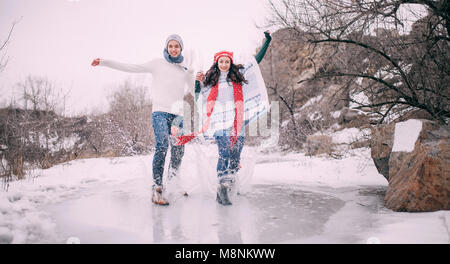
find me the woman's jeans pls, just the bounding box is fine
[152,111,184,187]
[214,130,245,183]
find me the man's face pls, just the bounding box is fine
[167,40,181,57]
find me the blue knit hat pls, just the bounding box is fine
[165,34,184,51]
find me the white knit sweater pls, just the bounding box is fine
[198,61,254,134]
[100,58,194,116]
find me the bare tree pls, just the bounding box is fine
[19,75,69,115]
[0,19,20,73]
[110,80,153,155]
[259,28,349,149]
[0,106,32,183]
[88,80,154,156]
[0,76,70,185]
[266,0,449,124]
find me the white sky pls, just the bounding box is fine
[0,0,270,116]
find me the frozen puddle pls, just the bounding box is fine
[243,185,346,243]
[42,178,387,244]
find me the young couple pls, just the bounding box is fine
[91,32,272,206]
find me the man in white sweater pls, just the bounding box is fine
[91,34,194,205]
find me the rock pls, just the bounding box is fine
[351,140,370,149]
[395,109,434,122]
[339,107,370,128]
[385,119,449,212]
[340,108,360,123]
[370,123,395,180]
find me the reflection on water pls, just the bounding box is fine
[45,180,353,244]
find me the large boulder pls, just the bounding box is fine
[370,123,395,180]
[379,119,449,212]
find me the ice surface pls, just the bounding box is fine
[44,181,349,243]
[1,146,448,244]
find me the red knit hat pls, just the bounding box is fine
[214,51,233,63]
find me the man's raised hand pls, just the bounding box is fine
[91,58,100,66]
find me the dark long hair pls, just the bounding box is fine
[203,62,248,87]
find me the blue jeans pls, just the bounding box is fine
[152,111,184,187]
[214,130,245,180]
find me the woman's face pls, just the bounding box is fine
[167,40,181,57]
[218,56,231,72]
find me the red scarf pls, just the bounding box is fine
[176,81,244,148]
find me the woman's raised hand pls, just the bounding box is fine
[91,58,100,66]
[196,71,204,82]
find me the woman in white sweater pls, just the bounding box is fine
[91,34,194,206]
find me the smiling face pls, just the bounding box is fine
[217,56,231,72]
[167,40,181,57]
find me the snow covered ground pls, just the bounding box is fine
[0,144,449,244]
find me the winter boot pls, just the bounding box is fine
[152,185,169,206]
[216,175,234,206]
[217,183,232,205]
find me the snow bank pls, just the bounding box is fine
[349,91,369,109]
[331,111,341,119]
[253,148,387,188]
[392,119,422,152]
[0,156,151,244]
[0,191,57,243]
[367,211,450,244]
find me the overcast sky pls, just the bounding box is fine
[0,0,271,116]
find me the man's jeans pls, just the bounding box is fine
[214,130,245,181]
[152,111,184,187]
